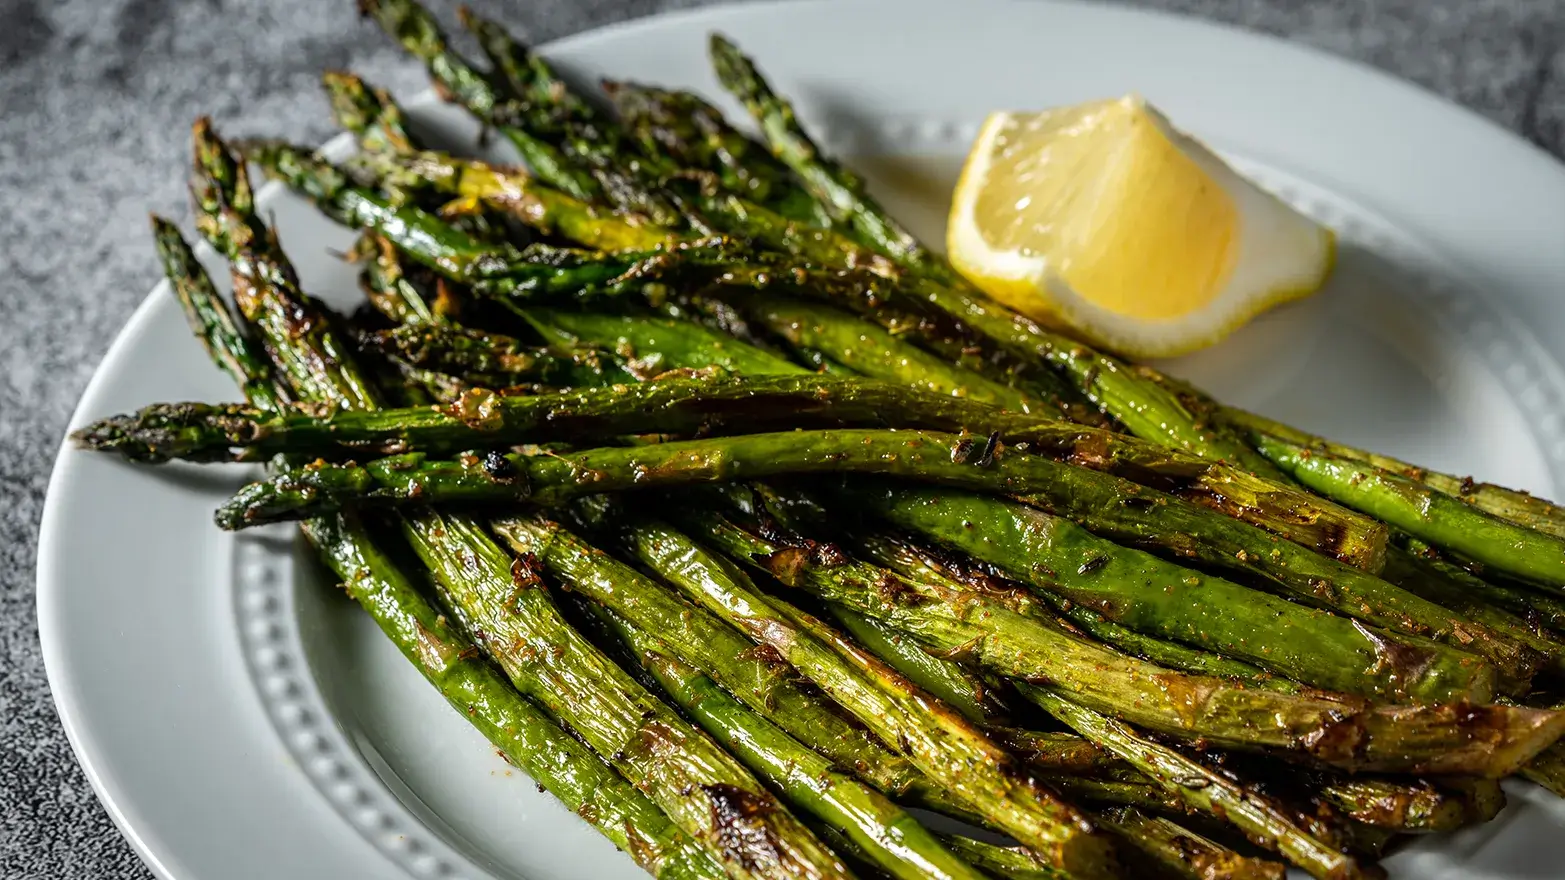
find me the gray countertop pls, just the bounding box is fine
[2,1,1561,877]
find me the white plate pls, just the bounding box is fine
[37,1,1565,877]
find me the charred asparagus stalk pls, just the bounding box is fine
[456,7,693,228]
[603,79,835,227]
[1218,404,1565,539]
[357,0,601,200]
[74,370,1381,570]
[826,605,1012,726]
[1020,686,1371,880]
[573,513,1121,878]
[673,504,1563,774]
[358,322,638,388]
[1093,807,1287,880]
[402,510,852,880]
[725,292,1049,413]
[592,605,989,880]
[1256,432,1565,590]
[150,217,290,412]
[174,129,725,878]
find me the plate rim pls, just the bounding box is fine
[35,2,1565,878]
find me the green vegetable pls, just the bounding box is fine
[600,515,1120,879]
[173,126,723,878]
[1020,685,1371,880]
[675,505,1563,773]
[595,605,987,880]
[1257,433,1565,590]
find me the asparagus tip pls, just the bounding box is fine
[707,32,753,94]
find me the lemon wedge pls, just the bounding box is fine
[948,96,1335,358]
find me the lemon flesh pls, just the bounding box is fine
[948,97,1335,358]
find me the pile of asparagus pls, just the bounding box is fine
[76,1,1565,877]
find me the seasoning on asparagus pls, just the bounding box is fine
[1256,432,1565,590]
[171,129,726,877]
[403,510,852,880]
[359,322,638,389]
[674,504,1563,773]
[577,513,1121,878]
[593,605,989,880]
[1019,686,1373,880]
[73,370,1385,573]
[357,0,601,200]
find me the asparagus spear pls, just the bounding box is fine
[190,119,379,407]
[1522,742,1565,797]
[603,80,835,227]
[842,525,1303,691]
[401,510,851,880]
[726,292,1048,413]
[1092,807,1287,880]
[357,0,601,200]
[211,432,1500,702]
[1256,432,1565,589]
[1397,535,1565,632]
[356,233,445,325]
[946,817,1286,880]
[637,531,1122,879]
[1316,777,1494,833]
[321,70,417,155]
[826,605,1011,726]
[526,309,808,376]
[1018,686,1371,880]
[150,216,290,412]
[935,835,1068,880]
[351,146,677,251]
[359,322,638,388]
[593,606,989,880]
[1377,545,1565,675]
[677,505,1565,773]
[246,139,544,283]
[214,120,848,879]
[707,34,926,270]
[72,371,1381,572]
[455,7,693,228]
[458,9,599,127]
[1218,404,1565,539]
[173,137,723,877]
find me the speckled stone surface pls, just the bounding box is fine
[2,1,1561,876]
